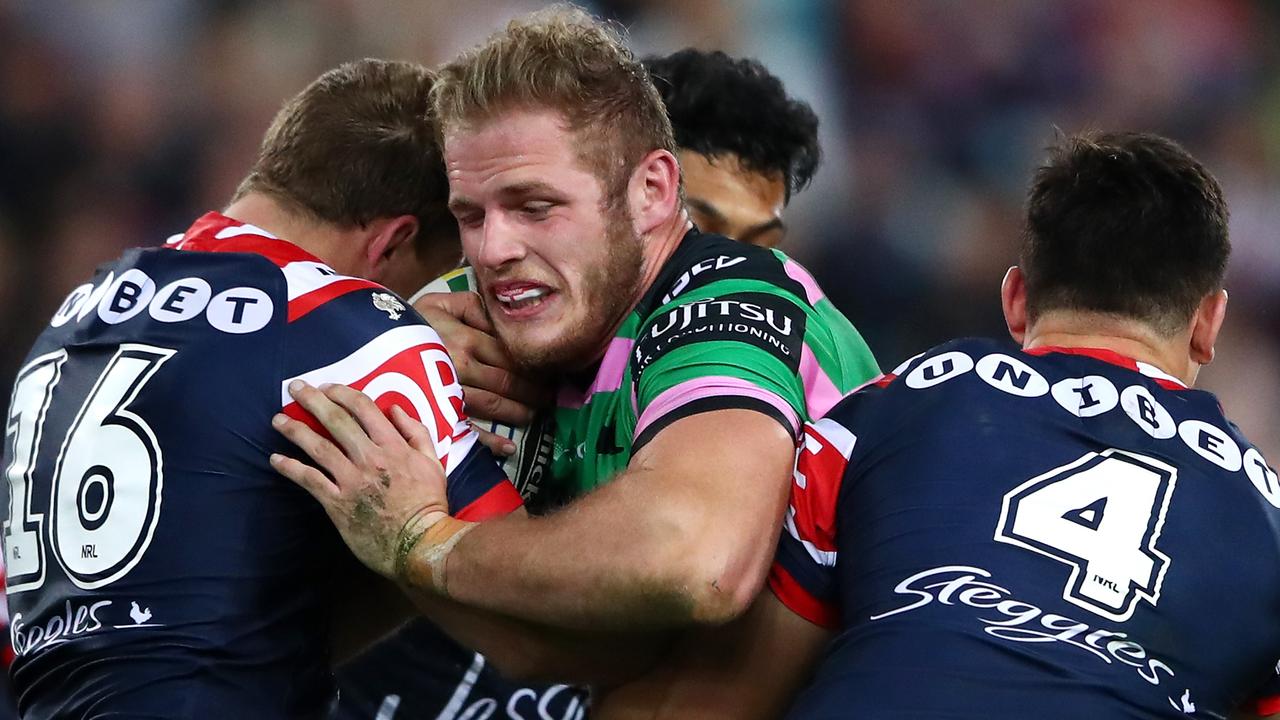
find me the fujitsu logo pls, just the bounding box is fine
[648,299,793,339]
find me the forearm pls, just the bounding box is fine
[405,411,795,631]
[414,589,670,688]
[418,467,711,630]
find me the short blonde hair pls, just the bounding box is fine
[432,4,676,201]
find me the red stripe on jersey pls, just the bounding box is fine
[455,481,524,522]
[1257,695,1280,716]
[768,563,838,629]
[287,278,382,322]
[1025,346,1188,390]
[874,373,897,389]
[283,338,467,472]
[790,423,849,554]
[171,212,333,272]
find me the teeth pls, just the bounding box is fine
[510,288,546,302]
[497,287,548,305]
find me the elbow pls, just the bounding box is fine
[663,544,768,627]
[684,568,762,626]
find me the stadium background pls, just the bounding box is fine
[1,1,1278,501]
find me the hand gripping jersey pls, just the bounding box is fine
[2,213,521,719]
[771,338,1280,719]
[539,228,880,509]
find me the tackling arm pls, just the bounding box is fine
[430,408,797,629]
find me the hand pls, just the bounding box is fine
[415,291,552,425]
[469,420,518,458]
[269,381,451,582]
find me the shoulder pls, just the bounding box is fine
[639,229,814,313]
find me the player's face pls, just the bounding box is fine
[679,151,787,248]
[445,109,643,373]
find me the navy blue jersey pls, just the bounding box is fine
[332,619,587,720]
[2,213,522,719]
[770,338,1280,719]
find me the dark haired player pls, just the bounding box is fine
[644,48,821,248]
[598,132,1280,719]
[2,60,520,718]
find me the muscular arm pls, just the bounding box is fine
[412,592,670,688]
[427,409,796,630]
[330,545,667,687]
[593,591,831,720]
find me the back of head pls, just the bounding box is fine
[431,4,675,202]
[1021,131,1230,336]
[643,49,820,201]
[234,59,453,254]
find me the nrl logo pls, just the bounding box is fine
[372,292,405,320]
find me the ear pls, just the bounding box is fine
[627,149,681,236]
[1001,266,1029,345]
[362,215,419,283]
[1189,289,1228,365]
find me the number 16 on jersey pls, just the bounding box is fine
[4,344,174,593]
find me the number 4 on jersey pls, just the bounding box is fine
[996,449,1177,622]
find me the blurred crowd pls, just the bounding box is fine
[1,0,1276,457]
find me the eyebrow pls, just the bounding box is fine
[448,182,566,215]
[737,217,786,245]
[501,181,562,197]
[688,197,787,244]
[686,197,726,225]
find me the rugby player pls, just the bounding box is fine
[270,0,877,689]
[604,131,1280,719]
[1,59,522,718]
[331,45,830,720]
[645,48,820,249]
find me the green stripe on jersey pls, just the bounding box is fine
[535,230,878,512]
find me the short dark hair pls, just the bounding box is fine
[1021,131,1230,336]
[643,49,820,201]
[234,59,454,254]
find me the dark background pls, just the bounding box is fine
[2,0,1276,455]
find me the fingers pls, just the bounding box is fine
[463,386,538,427]
[321,384,404,448]
[272,412,356,481]
[286,381,375,460]
[414,291,494,334]
[418,305,506,375]
[269,451,340,499]
[468,421,517,457]
[390,405,442,462]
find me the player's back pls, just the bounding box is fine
[3,214,521,719]
[777,337,1280,719]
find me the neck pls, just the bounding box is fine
[222,193,353,272]
[572,212,690,373]
[633,211,692,305]
[1023,312,1196,386]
